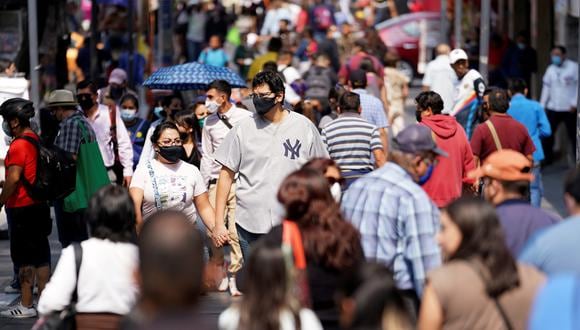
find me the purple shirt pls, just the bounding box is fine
[496,199,559,256]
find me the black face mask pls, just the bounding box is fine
[78,94,94,111]
[110,86,124,100]
[157,146,184,163]
[252,95,277,116]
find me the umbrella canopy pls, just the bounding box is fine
[143,62,247,91]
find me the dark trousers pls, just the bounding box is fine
[235,223,263,261]
[542,109,577,162]
[54,199,88,248]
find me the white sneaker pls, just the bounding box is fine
[0,303,37,318]
[217,277,229,292]
[3,285,20,294]
[228,277,242,297]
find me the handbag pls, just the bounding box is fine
[282,220,311,307]
[63,120,111,212]
[34,243,83,330]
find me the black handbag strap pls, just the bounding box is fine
[219,114,233,129]
[71,243,83,304]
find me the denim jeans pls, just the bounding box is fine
[235,224,263,261]
[530,164,543,208]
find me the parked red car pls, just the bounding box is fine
[375,12,441,80]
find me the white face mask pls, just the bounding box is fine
[205,99,220,113]
[330,182,342,203]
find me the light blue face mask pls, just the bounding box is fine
[551,55,562,66]
[153,106,165,119]
[418,164,435,185]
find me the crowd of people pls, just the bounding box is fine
[0,0,578,329]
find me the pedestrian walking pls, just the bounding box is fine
[0,99,51,318]
[507,78,552,207]
[341,124,446,316]
[539,45,578,165]
[520,166,580,274]
[198,35,229,68]
[468,149,558,256]
[97,68,138,107]
[416,91,475,208]
[470,87,535,166]
[173,110,202,168]
[418,197,546,330]
[77,80,134,186]
[200,80,251,296]
[47,90,100,248]
[383,52,410,136]
[213,71,328,258]
[219,240,323,330]
[129,122,216,236]
[120,94,150,170]
[301,158,344,203]
[37,185,138,326]
[449,48,486,138]
[321,92,386,188]
[421,44,457,115]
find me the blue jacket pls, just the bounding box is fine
[507,94,551,162]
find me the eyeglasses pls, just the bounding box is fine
[251,92,275,98]
[158,139,182,147]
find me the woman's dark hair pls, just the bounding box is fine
[238,239,299,330]
[338,263,412,330]
[415,91,444,115]
[174,109,201,137]
[446,197,520,297]
[86,185,136,243]
[302,158,339,179]
[120,93,139,109]
[277,169,363,270]
[150,121,180,144]
[161,94,183,108]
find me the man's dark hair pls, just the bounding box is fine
[86,185,136,243]
[484,87,510,113]
[252,70,285,96]
[267,37,283,53]
[339,92,360,113]
[279,18,290,26]
[262,61,279,73]
[415,91,444,115]
[500,180,530,198]
[0,58,13,73]
[508,78,527,95]
[553,45,567,54]
[349,69,367,89]
[76,79,98,94]
[138,210,204,309]
[207,79,232,99]
[564,167,580,204]
[120,94,139,109]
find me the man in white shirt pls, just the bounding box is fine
[449,48,487,139]
[200,80,251,296]
[77,80,134,186]
[540,45,578,164]
[422,44,457,115]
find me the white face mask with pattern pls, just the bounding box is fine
[330,182,342,203]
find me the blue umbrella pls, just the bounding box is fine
[143,62,247,90]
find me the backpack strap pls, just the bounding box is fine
[485,120,502,151]
[14,134,41,189]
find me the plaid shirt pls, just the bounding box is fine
[54,110,97,155]
[341,162,441,296]
[352,89,389,129]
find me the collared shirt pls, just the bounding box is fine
[352,89,389,129]
[54,110,97,155]
[519,215,580,275]
[86,104,134,176]
[540,59,578,112]
[507,94,552,162]
[200,105,252,186]
[321,112,382,172]
[422,55,457,114]
[341,162,441,296]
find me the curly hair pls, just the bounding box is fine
[277,169,363,270]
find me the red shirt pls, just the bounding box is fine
[470,114,536,162]
[4,131,39,208]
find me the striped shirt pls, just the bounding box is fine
[321,113,382,172]
[341,162,441,296]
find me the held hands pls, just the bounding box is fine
[210,224,229,247]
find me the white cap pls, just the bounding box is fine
[449,49,468,64]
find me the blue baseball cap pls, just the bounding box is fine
[393,124,448,157]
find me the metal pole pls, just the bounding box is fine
[454,0,462,48]
[90,1,99,81]
[577,22,580,164]
[498,0,504,33]
[479,0,491,82]
[440,0,448,44]
[128,0,134,88]
[27,0,39,112]
[508,0,514,39]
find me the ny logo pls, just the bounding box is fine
[283,139,302,160]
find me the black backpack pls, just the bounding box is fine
[17,135,77,201]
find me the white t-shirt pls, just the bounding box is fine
[422,55,457,114]
[219,306,323,330]
[131,158,207,222]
